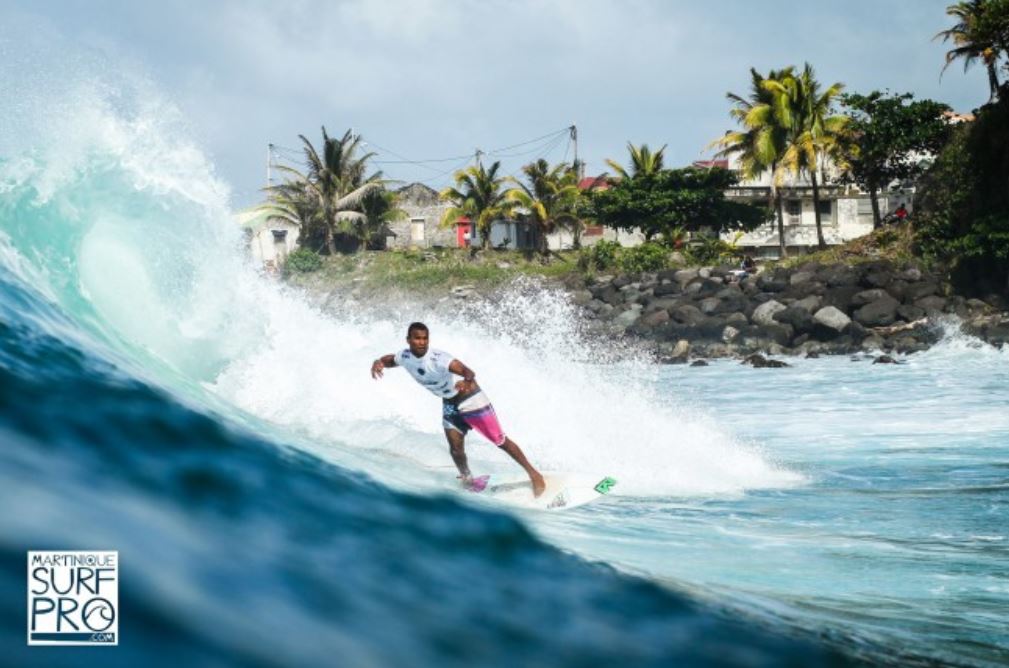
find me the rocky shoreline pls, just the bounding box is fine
[568,260,1009,363]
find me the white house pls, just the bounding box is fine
[235,208,300,272]
[706,158,915,259]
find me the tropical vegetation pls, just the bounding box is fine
[259,127,397,254]
[504,159,581,254]
[438,161,512,251]
[936,0,1009,102]
[839,92,951,228]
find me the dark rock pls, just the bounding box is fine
[600,285,623,306]
[742,353,790,368]
[862,270,893,288]
[784,280,826,300]
[806,351,820,358]
[852,288,889,307]
[887,280,909,301]
[643,297,681,313]
[698,297,721,315]
[613,275,633,288]
[903,281,938,301]
[653,282,681,297]
[915,295,947,313]
[752,300,787,326]
[656,269,680,283]
[753,323,794,346]
[712,293,750,316]
[818,265,859,287]
[897,304,926,322]
[847,320,869,342]
[774,306,815,334]
[873,354,902,364]
[670,304,705,326]
[757,275,788,292]
[822,286,862,313]
[639,309,670,328]
[854,295,900,327]
[690,360,709,367]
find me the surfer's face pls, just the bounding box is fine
[407,329,429,357]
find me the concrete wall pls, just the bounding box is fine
[247,220,300,269]
[388,183,459,249]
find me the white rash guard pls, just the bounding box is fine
[397,348,458,398]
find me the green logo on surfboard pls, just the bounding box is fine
[594,477,617,494]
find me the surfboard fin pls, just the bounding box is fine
[594,477,617,494]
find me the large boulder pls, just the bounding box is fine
[757,274,788,292]
[915,295,947,314]
[852,288,889,307]
[812,306,851,340]
[903,281,938,301]
[818,265,860,287]
[752,300,787,326]
[822,286,862,313]
[854,295,901,327]
[670,304,705,326]
[698,297,721,315]
[773,305,815,334]
[639,309,670,328]
[653,282,681,297]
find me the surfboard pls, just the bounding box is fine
[478,472,617,511]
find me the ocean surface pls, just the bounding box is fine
[2,42,1008,668]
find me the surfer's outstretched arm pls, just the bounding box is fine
[370,354,397,379]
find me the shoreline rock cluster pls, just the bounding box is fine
[570,260,1009,362]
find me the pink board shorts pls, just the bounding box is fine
[442,389,506,446]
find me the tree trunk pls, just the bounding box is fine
[774,186,787,259]
[325,221,336,255]
[869,182,882,229]
[987,60,1001,103]
[810,171,826,250]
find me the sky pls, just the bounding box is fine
[1,0,992,208]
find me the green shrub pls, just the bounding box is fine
[577,240,621,272]
[685,235,737,265]
[619,242,669,273]
[286,248,323,273]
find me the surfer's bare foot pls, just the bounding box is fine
[531,472,546,498]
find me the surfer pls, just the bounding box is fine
[371,322,546,497]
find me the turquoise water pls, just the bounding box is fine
[1,39,1007,667]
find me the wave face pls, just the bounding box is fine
[0,41,848,668]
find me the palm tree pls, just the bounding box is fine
[605,142,667,179]
[439,161,512,250]
[258,180,327,251]
[275,127,384,254]
[504,159,581,254]
[766,64,848,249]
[711,67,793,257]
[358,189,407,249]
[936,0,1006,102]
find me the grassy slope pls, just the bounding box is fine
[285,225,926,294]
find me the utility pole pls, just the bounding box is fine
[266,143,274,190]
[569,124,581,179]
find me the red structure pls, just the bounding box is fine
[454,217,472,248]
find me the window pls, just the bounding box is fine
[786,199,802,225]
[817,200,832,217]
[857,198,873,215]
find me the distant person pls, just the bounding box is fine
[895,203,908,222]
[728,255,757,283]
[371,322,546,497]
